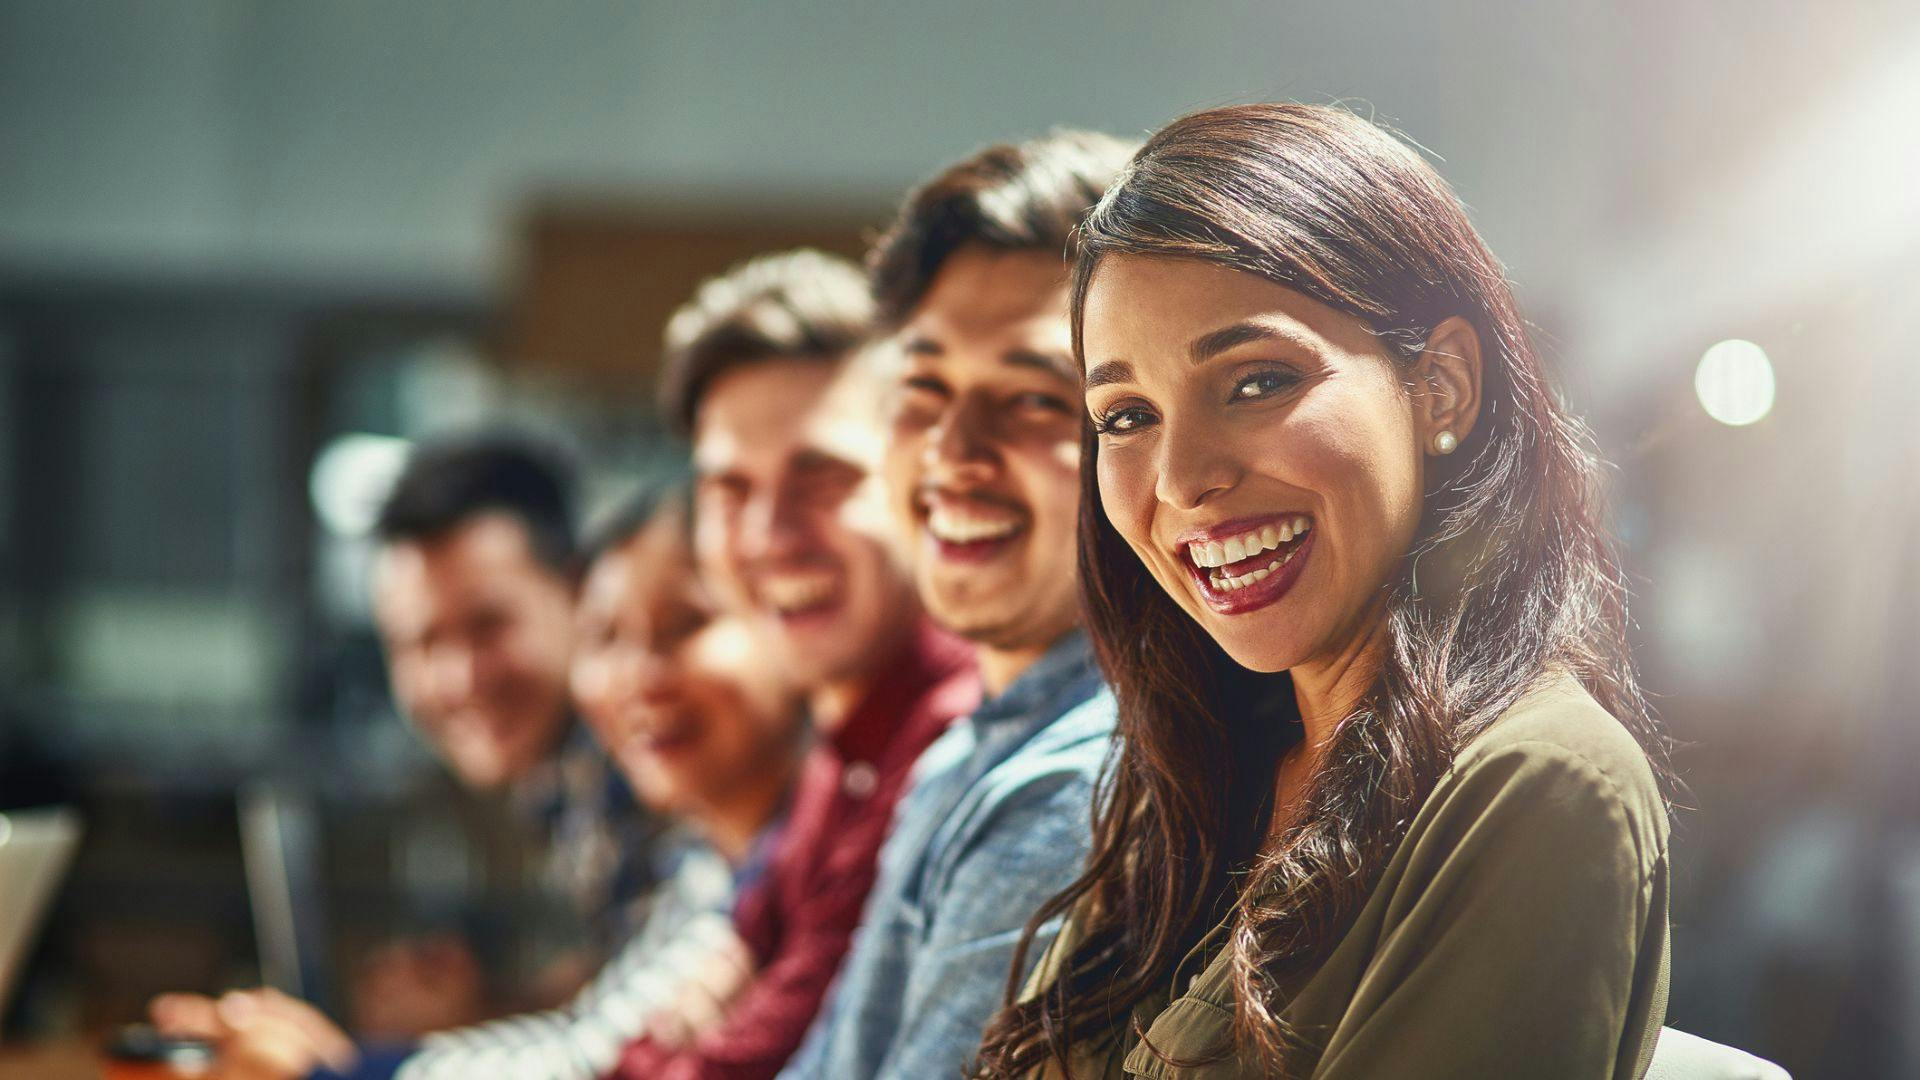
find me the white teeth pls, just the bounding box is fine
[1187,517,1312,569]
[1205,539,1306,592]
[926,504,1023,544]
[762,574,836,612]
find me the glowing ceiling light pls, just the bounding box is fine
[1694,339,1776,427]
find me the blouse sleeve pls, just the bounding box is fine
[1309,738,1669,1080]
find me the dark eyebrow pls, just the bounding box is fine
[901,335,944,357]
[792,446,858,471]
[1083,360,1136,390]
[1002,348,1079,384]
[1189,321,1294,364]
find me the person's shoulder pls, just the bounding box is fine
[914,720,978,780]
[1446,671,1668,860]
[1458,673,1654,790]
[926,689,1116,879]
[895,720,979,819]
[979,685,1116,796]
[1026,685,1119,757]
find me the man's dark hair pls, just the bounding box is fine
[657,249,875,437]
[374,434,577,575]
[868,129,1138,327]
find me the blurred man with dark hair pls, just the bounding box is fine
[370,436,581,792]
[612,250,980,1080]
[369,436,656,949]
[865,130,1134,328]
[153,488,816,1080]
[780,130,1135,1080]
[153,435,659,1056]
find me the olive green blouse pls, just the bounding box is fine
[1023,672,1670,1079]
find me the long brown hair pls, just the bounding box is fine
[974,103,1671,1076]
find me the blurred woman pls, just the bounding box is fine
[973,104,1672,1079]
[154,493,805,1080]
[567,495,802,896]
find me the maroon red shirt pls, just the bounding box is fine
[613,619,979,1080]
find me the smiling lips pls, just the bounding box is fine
[1180,514,1314,614]
[923,497,1026,563]
[633,713,700,755]
[760,570,840,619]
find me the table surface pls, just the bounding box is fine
[0,1041,217,1080]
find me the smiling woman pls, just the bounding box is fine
[973,104,1674,1079]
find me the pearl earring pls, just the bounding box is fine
[1433,430,1458,455]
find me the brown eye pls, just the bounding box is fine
[1012,392,1074,416]
[902,374,948,398]
[700,473,750,506]
[791,453,863,499]
[1233,370,1294,400]
[1094,404,1157,435]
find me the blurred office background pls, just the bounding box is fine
[1,2,1916,1076]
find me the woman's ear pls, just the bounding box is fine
[1412,315,1484,455]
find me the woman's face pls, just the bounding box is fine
[1080,255,1433,675]
[571,517,800,818]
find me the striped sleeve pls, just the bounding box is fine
[396,854,736,1080]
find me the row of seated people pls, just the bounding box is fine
[151,109,1785,1079]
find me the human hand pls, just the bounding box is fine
[150,987,357,1080]
[149,991,225,1041]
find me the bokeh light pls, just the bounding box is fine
[309,433,412,538]
[1694,339,1777,427]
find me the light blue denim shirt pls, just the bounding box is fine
[779,631,1114,1080]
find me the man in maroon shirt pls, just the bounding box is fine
[616,250,980,1080]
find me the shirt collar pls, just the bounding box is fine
[969,630,1101,731]
[827,617,977,765]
